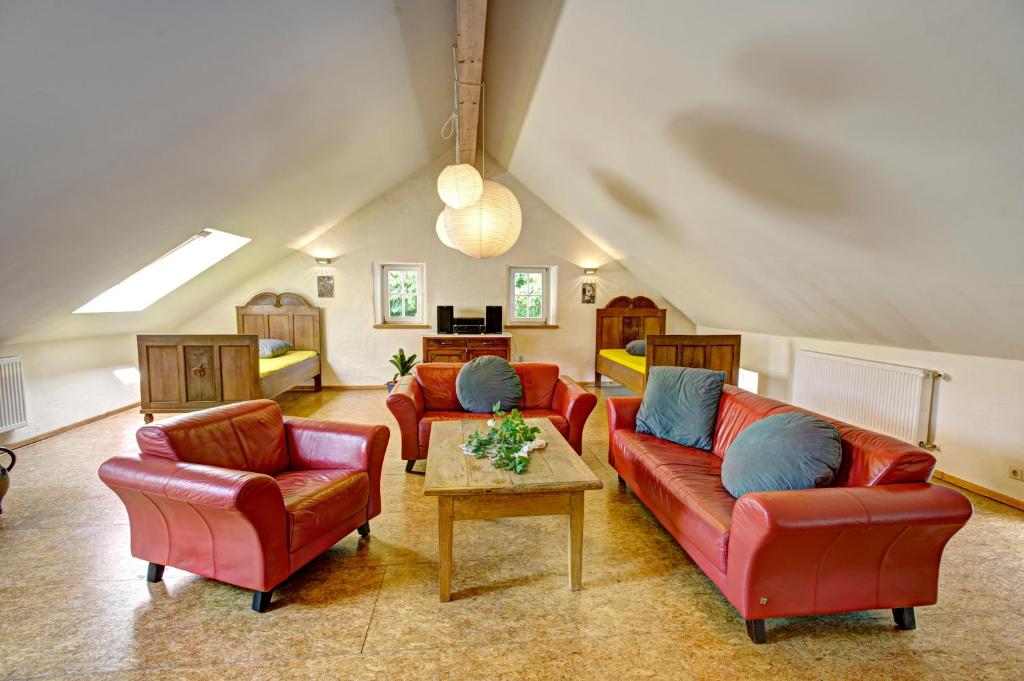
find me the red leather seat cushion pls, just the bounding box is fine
[615,431,734,572]
[276,469,369,551]
[137,400,288,475]
[419,410,568,447]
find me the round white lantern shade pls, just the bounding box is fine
[444,180,522,259]
[437,163,483,209]
[435,211,455,248]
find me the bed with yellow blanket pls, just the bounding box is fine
[594,296,741,394]
[137,292,322,422]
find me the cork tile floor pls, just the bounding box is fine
[1,388,1022,680]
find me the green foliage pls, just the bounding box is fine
[464,403,542,474]
[388,348,418,382]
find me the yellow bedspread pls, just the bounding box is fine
[259,350,318,378]
[599,349,646,375]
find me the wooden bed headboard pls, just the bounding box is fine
[235,292,322,354]
[595,296,667,351]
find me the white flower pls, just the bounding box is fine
[486,419,496,428]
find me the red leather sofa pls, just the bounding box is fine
[607,385,972,643]
[387,362,596,471]
[99,400,389,612]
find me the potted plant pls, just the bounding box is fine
[386,348,418,392]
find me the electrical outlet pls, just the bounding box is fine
[1010,466,1024,483]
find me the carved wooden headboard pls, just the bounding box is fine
[235,292,322,354]
[595,296,667,351]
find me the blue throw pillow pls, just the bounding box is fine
[258,338,293,359]
[635,367,726,451]
[625,339,647,356]
[721,412,842,498]
[456,356,522,413]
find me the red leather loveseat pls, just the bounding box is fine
[387,362,596,472]
[608,385,972,643]
[99,400,389,612]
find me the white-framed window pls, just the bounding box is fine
[373,262,425,325]
[507,266,557,325]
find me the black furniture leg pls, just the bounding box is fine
[357,522,371,537]
[617,474,627,490]
[313,373,322,392]
[252,590,273,613]
[746,619,767,644]
[893,607,916,630]
[146,563,165,583]
[405,459,417,473]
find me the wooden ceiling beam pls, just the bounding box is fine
[456,0,487,166]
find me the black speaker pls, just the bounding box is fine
[437,305,454,334]
[485,305,503,334]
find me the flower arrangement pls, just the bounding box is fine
[460,402,546,474]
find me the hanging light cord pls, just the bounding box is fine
[440,42,485,170]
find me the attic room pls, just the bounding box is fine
[0,0,1021,678]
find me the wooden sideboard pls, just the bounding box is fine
[422,334,512,363]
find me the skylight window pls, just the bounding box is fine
[74,229,250,313]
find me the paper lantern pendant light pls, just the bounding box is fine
[437,163,483,209]
[444,180,522,258]
[435,211,455,248]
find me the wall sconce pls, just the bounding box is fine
[581,267,598,304]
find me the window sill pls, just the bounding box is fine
[505,324,560,329]
[373,323,431,329]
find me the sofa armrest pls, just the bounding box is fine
[726,483,973,619]
[606,396,643,465]
[98,456,290,591]
[552,376,597,454]
[386,375,425,461]
[284,418,390,516]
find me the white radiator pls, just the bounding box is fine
[0,356,28,433]
[792,350,938,448]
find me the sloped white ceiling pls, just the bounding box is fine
[507,0,1024,360]
[0,0,456,343]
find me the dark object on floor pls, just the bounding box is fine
[0,447,15,515]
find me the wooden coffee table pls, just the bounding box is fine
[423,418,603,602]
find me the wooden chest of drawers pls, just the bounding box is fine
[422,335,511,363]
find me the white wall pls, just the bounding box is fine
[702,326,1024,503]
[180,155,693,385]
[0,334,140,446]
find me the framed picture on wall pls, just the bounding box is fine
[581,282,596,304]
[317,275,335,298]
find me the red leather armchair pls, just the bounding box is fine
[387,362,596,471]
[607,386,972,643]
[98,400,389,612]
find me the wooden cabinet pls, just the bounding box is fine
[423,335,511,363]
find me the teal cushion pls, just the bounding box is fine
[635,367,726,451]
[258,338,293,359]
[456,356,522,413]
[625,339,647,356]
[721,412,842,498]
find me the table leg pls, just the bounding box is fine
[438,496,454,602]
[568,491,584,591]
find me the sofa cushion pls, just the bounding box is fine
[276,469,369,551]
[419,410,568,447]
[636,367,726,451]
[456,356,522,413]
[514,363,560,409]
[137,399,288,475]
[722,412,843,498]
[613,430,734,572]
[414,364,463,411]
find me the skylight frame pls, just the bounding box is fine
[74,228,250,313]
